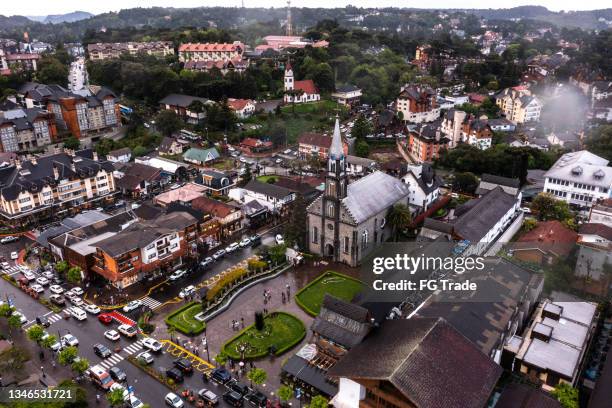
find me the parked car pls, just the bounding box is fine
[245,391,268,407]
[239,238,251,248]
[249,235,261,247]
[198,389,219,405]
[71,287,84,296]
[49,294,66,306]
[173,358,193,374]
[61,334,79,347]
[84,304,101,314]
[129,396,145,408]
[136,351,154,365]
[179,285,196,299]
[275,234,285,245]
[13,311,27,325]
[93,343,112,358]
[166,368,184,382]
[49,285,64,294]
[36,276,49,286]
[9,251,18,260]
[225,242,240,253]
[165,393,184,408]
[70,297,84,307]
[36,315,50,327]
[0,235,19,244]
[228,380,250,396]
[104,330,120,341]
[69,307,87,321]
[142,337,163,352]
[223,391,244,407]
[118,324,138,338]
[109,366,127,382]
[200,257,214,268]
[23,271,36,281]
[123,300,142,313]
[168,270,187,282]
[42,270,54,279]
[211,368,232,384]
[31,284,45,293]
[212,249,226,260]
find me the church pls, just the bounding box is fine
[283,62,321,104]
[307,118,410,266]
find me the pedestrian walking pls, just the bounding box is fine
[281,292,286,303]
[240,317,244,328]
[96,394,100,404]
[286,283,291,296]
[40,366,45,378]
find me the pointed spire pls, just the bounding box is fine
[330,115,344,160]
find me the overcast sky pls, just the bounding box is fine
[2,0,609,17]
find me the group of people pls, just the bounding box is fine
[230,317,245,331]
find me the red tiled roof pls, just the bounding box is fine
[517,220,578,245]
[298,132,332,148]
[294,79,319,95]
[178,43,244,52]
[579,223,612,241]
[6,53,40,60]
[191,196,238,219]
[240,138,272,148]
[227,98,252,111]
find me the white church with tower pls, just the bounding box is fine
[307,117,410,266]
[283,62,321,104]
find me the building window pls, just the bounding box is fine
[361,230,368,249]
[343,236,349,254]
[327,203,335,217]
[312,226,318,244]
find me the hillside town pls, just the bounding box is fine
[0,3,611,408]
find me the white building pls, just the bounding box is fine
[402,164,443,214]
[543,151,612,208]
[283,63,320,104]
[230,180,296,212]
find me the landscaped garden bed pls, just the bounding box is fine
[295,271,364,316]
[164,302,206,335]
[222,312,306,360]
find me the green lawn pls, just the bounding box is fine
[165,302,206,335]
[222,312,306,360]
[295,271,364,316]
[257,175,279,183]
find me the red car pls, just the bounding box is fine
[98,313,113,324]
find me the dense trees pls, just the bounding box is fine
[36,55,69,87]
[531,193,572,222]
[584,125,612,162]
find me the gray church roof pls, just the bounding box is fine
[343,171,410,224]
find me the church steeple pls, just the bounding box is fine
[330,116,344,161]
[325,116,347,200]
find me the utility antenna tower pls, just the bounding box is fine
[286,0,293,36]
[241,0,245,8]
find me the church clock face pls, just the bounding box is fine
[327,223,334,231]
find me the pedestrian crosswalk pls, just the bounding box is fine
[139,296,162,310]
[97,353,125,370]
[3,265,22,276]
[47,313,63,324]
[122,339,144,356]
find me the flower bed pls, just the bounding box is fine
[295,271,364,316]
[222,312,306,360]
[165,302,207,335]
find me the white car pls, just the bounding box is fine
[275,158,283,164]
[36,276,49,286]
[0,235,18,244]
[69,307,87,321]
[117,324,138,338]
[13,311,27,324]
[70,297,84,307]
[42,271,54,279]
[61,334,79,347]
[23,271,36,281]
[123,300,142,313]
[104,329,120,341]
[136,351,154,364]
[225,242,239,253]
[84,304,101,314]
[49,285,64,294]
[275,234,285,245]
[179,285,195,299]
[50,340,62,352]
[30,284,45,293]
[168,269,186,282]
[165,393,184,408]
[129,396,145,408]
[142,337,163,352]
[239,238,251,248]
[1,262,10,270]
[521,207,532,214]
[110,383,130,401]
[10,251,18,260]
[71,287,84,296]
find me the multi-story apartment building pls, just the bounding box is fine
[396,85,440,123]
[0,108,57,152]
[0,151,116,225]
[87,42,175,60]
[440,110,494,149]
[22,83,121,139]
[462,118,493,150]
[496,86,542,124]
[543,150,612,208]
[178,42,245,62]
[1,52,40,73]
[407,124,450,162]
[91,211,198,288]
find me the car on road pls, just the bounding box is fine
[212,249,226,260]
[93,343,112,358]
[61,334,79,347]
[165,392,184,408]
[69,307,87,321]
[136,351,154,365]
[118,324,138,338]
[49,285,64,294]
[239,238,251,248]
[245,391,268,407]
[31,284,45,293]
[49,294,66,306]
[123,300,142,313]
[228,380,250,396]
[1,261,10,270]
[211,368,232,384]
[23,271,36,281]
[104,330,120,341]
[13,311,27,325]
[36,276,49,286]
[109,366,127,382]
[64,289,76,299]
[249,235,261,247]
[89,365,114,390]
[109,383,129,401]
[179,285,196,299]
[1,235,19,244]
[223,391,244,407]
[521,207,532,214]
[142,337,163,352]
[275,234,285,245]
[35,315,50,327]
[129,395,145,408]
[168,269,187,282]
[70,297,84,307]
[275,158,282,164]
[166,367,184,382]
[84,304,101,314]
[50,340,62,352]
[200,257,214,268]
[173,358,193,374]
[98,313,113,325]
[71,287,84,296]
[10,251,19,260]
[42,270,54,280]
[198,389,219,405]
